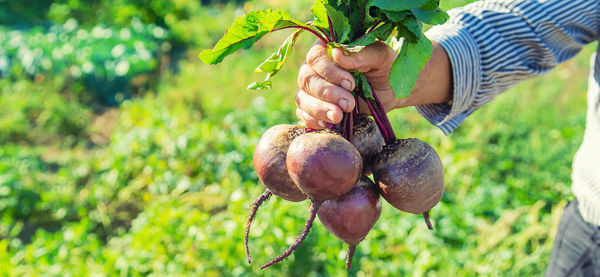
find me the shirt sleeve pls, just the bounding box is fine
[417,0,600,135]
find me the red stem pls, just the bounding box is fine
[360,94,391,142]
[353,93,360,116]
[367,21,382,33]
[341,113,347,139]
[348,112,353,144]
[371,88,396,140]
[279,26,329,45]
[327,16,336,42]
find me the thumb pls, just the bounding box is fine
[331,42,394,73]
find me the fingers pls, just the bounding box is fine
[296,108,326,129]
[298,64,356,113]
[331,42,396,73]
[305,41,355,92]
[295,89,344,129]
[295,40,396,127]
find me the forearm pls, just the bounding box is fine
[394,41,453,109]
[413,0,600,135]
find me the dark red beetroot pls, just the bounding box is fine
[261,132,362,269]
[286,132,362,202]
[317,176,381,270]
[246,124,307,263]
[352,114,385,176]
[373,138,444,229]
[253,124,306,202]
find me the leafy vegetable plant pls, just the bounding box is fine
[201,0,448,271]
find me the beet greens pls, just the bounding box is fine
[201,0,448,271]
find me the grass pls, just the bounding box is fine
[0,0,594,275]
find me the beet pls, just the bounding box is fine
[253,124,307,202]
[352,114,385,176]
[373,138,444,229]
[317,176,381,270]
[261,132,363,269]
[286,132,362,202]
[246,125,308,264]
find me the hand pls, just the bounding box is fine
[295,40,453,129]
[295,40,399,129]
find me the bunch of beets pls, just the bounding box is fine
[201,0,449,271]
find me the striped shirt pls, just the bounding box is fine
[420,0,600,225]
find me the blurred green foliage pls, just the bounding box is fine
[0,0,592,275]
[0,21,168,105]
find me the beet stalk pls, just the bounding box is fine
[352,114,385,176]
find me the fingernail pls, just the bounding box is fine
[317,120,326,128]
[326,111,335,122]
[338,99,349,112]
[340,79,353,91]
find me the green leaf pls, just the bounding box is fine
[249,29,303,90]
[419,0,440,11]
[395,15,422,43]
[395,24,417,43]
[346,23,394,48]
[324,4,351,43]
[357,72,374,100]
[370,0,430,12]
[199,9,307,65]
[389,32,433,98]
[346,0,371,40]
[381,10,411,23]
[247,80,272,90]
[311,0,329,29]
[411,7,449,25]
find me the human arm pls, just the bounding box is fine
[296,0,600,132]
[295,38,452,129]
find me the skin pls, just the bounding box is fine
[253,124,306,202]
[317,176,382,245]
[295,40,453,128]
[286,132,362,202]
[372,138,444,214]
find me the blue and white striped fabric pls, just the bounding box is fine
[420,0,600,225]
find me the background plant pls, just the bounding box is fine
[0,0,588,275]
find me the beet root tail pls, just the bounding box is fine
[346,244,357,271]
[245,190,273,264]
[261,201,322,270]
[423,210,433,230]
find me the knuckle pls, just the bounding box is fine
[320,86,335,101]
[297,64,310,87]
[319,69,338,83]
[306,51,326,67]
[305,74,322,94]
[294,89,302,105]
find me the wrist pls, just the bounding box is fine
[391,41,453,110]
